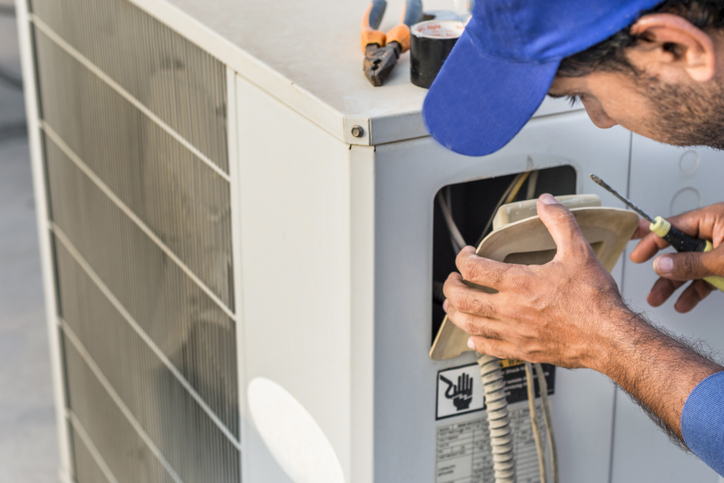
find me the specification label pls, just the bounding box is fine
[435,404,547,483]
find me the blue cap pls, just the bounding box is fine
[422,0,663,156]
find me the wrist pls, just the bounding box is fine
[583,300,640,376]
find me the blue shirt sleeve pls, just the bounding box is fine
[681,371,724,476]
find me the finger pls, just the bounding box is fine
[446,303,505,338]
[455,246,510,290]
[630,231,670,263]
[674,280,714,313]
[444,272,499,318]
[646,277,685,307]
[631,218,652,240]
[653,251,720,281]
[661,202,724,241]
[536,194,590,259]
[467,336,530,362]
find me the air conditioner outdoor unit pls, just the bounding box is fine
[16,0,724,482]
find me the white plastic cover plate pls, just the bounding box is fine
[248,377,345,483]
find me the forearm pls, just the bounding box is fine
[591,304,723,439]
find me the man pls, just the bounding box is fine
[422,0,724,476]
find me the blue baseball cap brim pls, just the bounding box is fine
[423,29,560,157]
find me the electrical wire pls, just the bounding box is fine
[525,362,547,483]
[526,170,540,200]
[535,362,559,483]
[477,353,516,483]
[437,191,467,252]
[475,171,531,247]
[446,187,464,253]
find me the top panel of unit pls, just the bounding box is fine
[151,0,581,146]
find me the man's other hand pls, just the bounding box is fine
[442,193,628,370]
[630,202,724,313]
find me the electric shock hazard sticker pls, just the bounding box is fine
[436,364,485,419]
[435,361,555,420]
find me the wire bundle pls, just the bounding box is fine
[525,362,559,483]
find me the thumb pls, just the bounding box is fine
[653,251,718,281]
[537,194,589,258]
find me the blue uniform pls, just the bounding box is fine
[682,371,724,476]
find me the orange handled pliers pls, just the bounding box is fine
[361,0,423,86]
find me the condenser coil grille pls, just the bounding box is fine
[29,0,241,481]
[31,0,229,173]
[35,31,234,310]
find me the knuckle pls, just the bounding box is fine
[460,259,481,281]
[463,319,484,336]
[681,253,700,277]
[448,291,466,311]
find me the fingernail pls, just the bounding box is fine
[540,193,559,205]
[443,300,449,313]
[655,256,673,275]
[467,338,476,350]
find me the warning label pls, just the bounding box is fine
[436,364,485,420]
[435,405,547,483]
[436,361,555,420]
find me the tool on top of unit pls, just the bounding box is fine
[590,174,724,292]
[361,0,424,86]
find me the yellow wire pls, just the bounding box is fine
[505,171,531,204]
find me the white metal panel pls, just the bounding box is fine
[125,0,581,147]
[14,0,73,480]
[236,75,361,482]
[372,110,632,483]
[612,135,724,483]
[349,144,377,483]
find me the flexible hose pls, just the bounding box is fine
[477,353,516,483]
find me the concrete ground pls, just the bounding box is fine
[0,3,60,482]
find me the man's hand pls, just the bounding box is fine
[630,202,724,313]
[442,194,723,440]
[442,193,627,371]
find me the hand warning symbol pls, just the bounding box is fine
[440,373,473,410]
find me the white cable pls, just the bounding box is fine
[525,362,547,483]
[475,172,530,247]
[437,191,467,251]
[535,363,559,483]
[477,353,516,483]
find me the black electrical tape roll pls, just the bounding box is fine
[410,20,464,89]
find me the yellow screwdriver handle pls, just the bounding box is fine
[702,240,724,292]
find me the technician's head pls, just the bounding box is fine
[423,0,724,155]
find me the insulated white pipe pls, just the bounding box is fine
[477,353,516,482]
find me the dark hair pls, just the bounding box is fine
[557,0,724,77]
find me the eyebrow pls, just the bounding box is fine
[547,91,570,99]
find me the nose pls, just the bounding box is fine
[583,102,618,129]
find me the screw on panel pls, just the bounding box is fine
[351,125,365,138]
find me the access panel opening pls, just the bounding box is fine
[431,165,577,344]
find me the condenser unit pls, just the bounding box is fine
[15,0,724,481]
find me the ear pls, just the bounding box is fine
[630,13,716,82]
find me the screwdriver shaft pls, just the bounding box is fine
[589,174,655,223]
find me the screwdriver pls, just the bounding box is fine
[590,174,724,292]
